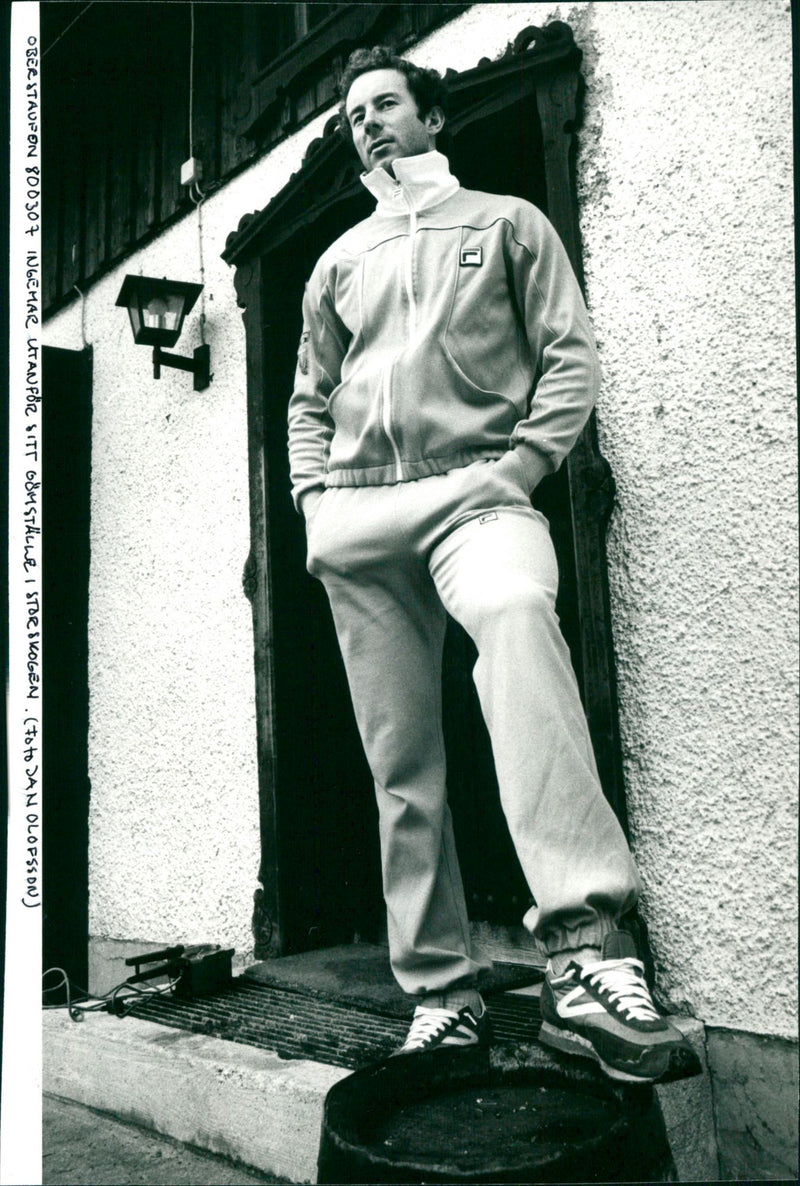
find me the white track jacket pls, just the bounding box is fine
[288,150,601,514]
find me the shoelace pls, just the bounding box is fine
[401,1006,460,1050]
[579,957,660,1022]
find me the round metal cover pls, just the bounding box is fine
[318,1044,676,1184]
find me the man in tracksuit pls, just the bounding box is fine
[288,46,683,1082]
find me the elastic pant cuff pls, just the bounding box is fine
[533,915,619,958]
[421,987,484,1013]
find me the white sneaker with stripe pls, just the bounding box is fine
[539,930,685,1082]
[394,1003,491,1055]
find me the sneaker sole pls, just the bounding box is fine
[392,1042,483,1056]
[538,1021,664,1084]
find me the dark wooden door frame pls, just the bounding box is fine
[224,22,628,958]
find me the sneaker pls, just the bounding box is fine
[539,930,685,1083]
[394,1003,491,1055]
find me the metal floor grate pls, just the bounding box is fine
[486,992,542,1045]
[131,980,541,1070]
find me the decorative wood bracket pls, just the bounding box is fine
[242,551,258,603]
[252,886,280,959]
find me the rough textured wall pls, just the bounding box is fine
[42,113,336,958]
[418,2,798,1036]
[574,0,797,1035]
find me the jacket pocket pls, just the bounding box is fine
[443,232,531,403]
[486,451,532,506]
[492,449,529,493]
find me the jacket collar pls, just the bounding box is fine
[361,150,460,215]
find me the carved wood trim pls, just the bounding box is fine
[235,257,284,958]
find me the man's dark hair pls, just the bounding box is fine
[336,46,449,140]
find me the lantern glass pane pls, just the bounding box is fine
[127,305,143,340]
[142,291,185,336]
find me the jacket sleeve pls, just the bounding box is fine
[287,259,350,515]
[505,204,601,492]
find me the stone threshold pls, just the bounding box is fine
[44,1009,347,1183]
[43,1001,718,1183]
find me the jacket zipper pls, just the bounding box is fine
[380,193,416,483]
[405,206,418,341]
[381,366,404,482]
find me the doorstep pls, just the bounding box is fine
[44,1003,718,1184]
[43,1008,347,1184]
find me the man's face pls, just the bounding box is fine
[345,68,443,176]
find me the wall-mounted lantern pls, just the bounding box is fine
[115,274,211,391]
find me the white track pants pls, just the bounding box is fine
[305,456,641,996]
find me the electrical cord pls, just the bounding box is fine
[187,2,209,347]
[189,1,196,161]
[42,3,95,60]
[189,181,208,345]
[42,966,178,1023]
[72,283,90,347]
[107,977,179,1019]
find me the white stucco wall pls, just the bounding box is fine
[42,111,337,960]
[571,0,797,1039]
[45,2,796,1036]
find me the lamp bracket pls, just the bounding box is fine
[153,343,211,392]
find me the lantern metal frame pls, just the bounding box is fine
[115,274,211,391]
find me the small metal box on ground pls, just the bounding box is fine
[173,946,234,997]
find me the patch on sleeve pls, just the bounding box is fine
[298,329,310,375]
